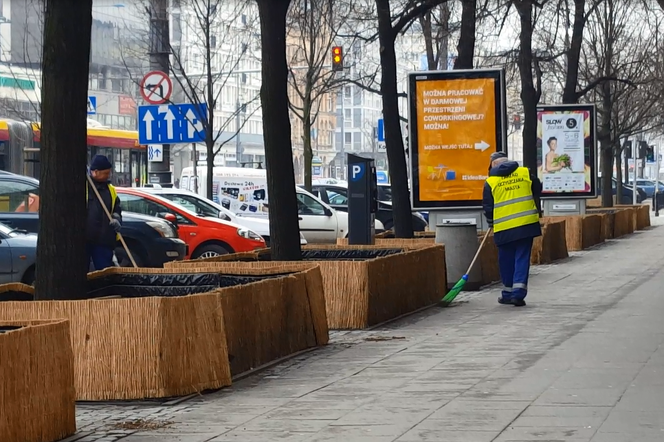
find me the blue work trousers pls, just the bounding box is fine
[86,244,115,271]
[498,237,533,301]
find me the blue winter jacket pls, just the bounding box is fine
[482,161,543,247]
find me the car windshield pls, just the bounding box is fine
[377,186,392,201]
[161,193,222,217]
[0,222,18,237]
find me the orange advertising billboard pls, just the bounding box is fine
[409,70,507,209]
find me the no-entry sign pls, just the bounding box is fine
[140,71,173,105]
[408,69,507,210]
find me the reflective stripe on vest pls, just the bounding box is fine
[86,183,119,240]
[486,167,539,233]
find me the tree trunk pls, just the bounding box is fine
[600,139,613,207]
[376,0,413,238]
[439,3,450,69]
[35,0,93,300]
[562,0,585,104]
[256,0,302,260]
[515,1,538,171]
[454,0,476,69]
[420,12,436,69]
[302,105,313,191]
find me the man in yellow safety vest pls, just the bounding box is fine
[483,152,542,307]
[87,155,122,270]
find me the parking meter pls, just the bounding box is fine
[347,154,377,245]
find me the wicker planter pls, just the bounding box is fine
[169,246,446,330]
[541,214,604,252]
[0,292,231,401]
[532,219,569,264]
[0,319,76,442]
[185,265,328,375]
[615,204,650,230]
[614,207,636,237]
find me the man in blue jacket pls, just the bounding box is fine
[87,155,122,270]
[483,152,542,307]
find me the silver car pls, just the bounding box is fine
[0,222,36,285]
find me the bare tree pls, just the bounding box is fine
[255,0,302,260]
[581,0,664,206]
[374,0,450,238]
[120,0,260,198]
[36,0,93,300]
[286,0,350,190]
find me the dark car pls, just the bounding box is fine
[598,176,647,204]
[308,184,428,232]
[0,172,187,267]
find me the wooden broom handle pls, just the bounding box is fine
[465,228,492,275]
[86,174,138,268]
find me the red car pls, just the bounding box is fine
[116,188,266,259]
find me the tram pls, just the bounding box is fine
[0,118,147,187]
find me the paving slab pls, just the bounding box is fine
[65,216,664,442]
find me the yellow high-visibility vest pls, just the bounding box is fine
[486,167,539,233]
[86,182,120,241]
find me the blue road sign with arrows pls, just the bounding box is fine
[377,118,385,142]
[138,103,207,145]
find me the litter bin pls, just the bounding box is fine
[435,222,483,291]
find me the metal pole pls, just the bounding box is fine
[340,89,345,180]
[192,143,198,194]
[148,0,171,185]
[633,141,637,206]
[656,145,660,217]
[236,101,242,167]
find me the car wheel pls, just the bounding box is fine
[192,244,231,259]
[22,267,35,285]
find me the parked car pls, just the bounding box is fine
[630,179,664,199]
[115,188,266,258]
[597,175,647,204]
[0,222,37,284]
[294,187,385,242]
[139,187,307,246]
[0,172,187,267]
[308,183,428,232]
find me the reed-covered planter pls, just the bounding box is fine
[541,214,604,252]
[169,246,446,330]
[531,219,569,264]
[616,204,650,230]
[587,209,616,241]
[0,292,231,401]
[0,319,76,442]
[477,231,500,285]
[613,207,636,237]
[187,265,328,375]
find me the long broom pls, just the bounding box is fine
[441,228,492,306]
[86,173,138,268]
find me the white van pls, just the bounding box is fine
[180,166,384,242]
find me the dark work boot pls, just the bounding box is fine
[513,299,526,307]
[498,296,513,305]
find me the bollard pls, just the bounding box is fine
[435,222,483,291]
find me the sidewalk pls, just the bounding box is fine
[71,215,664,442]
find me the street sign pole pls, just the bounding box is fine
[148,0,172,186]
[633,140,637,206]
[656,145,660,217]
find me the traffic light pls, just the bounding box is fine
[623,140,632,159]
[647,144,655,162]
[332,46,343,72]
[513,115,521,130]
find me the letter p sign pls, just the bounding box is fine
[350,163,365,182]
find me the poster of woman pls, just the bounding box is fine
[537,107,594,195]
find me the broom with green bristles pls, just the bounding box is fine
[441,228,493,306]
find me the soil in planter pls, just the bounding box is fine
[0,290,34,302]
[86,272,293,298]
[0,325,22,333]
[0,272,296,301]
